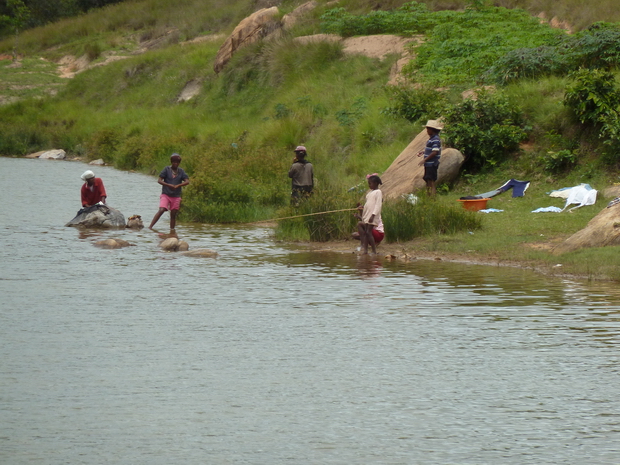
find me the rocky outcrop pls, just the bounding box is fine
[380,128,465,199]
[282,1,318,30]
[213,7,281,73]
[66,205,126,228]
[553,204,620,254]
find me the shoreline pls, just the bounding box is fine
[297,238,595,282]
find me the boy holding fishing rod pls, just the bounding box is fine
[354,174,384,255]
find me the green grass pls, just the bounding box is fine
[402,173,620,278]
[0,57,66,103]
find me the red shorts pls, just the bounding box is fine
[372,229,385,244]
[159,194,181,211]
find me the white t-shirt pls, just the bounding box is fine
[362,189,383,232]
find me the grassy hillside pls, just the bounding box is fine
[0,0,620,280]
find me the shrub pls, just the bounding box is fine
[381,85,446,122]
[382,197,482,242]
[275,187,358,241]
[563,69,620,164]
[442,92,527,170]
[564,22,620,70]
[486,23,620,85]
[485,46,568,85]
[541,149,577,174]
[563,68,620,125]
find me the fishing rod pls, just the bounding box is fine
[248,208,358,224]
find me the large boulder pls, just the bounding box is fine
[553,204,620,254]
[66,205,126,229]
[380,128,465,199]
[282,1,317,30]
[39,149,66,160]
[213,7,281,73]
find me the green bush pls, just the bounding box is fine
[275,187,358,242]
[563,68,620,125]
[382,197,482,242]
[381,85,446,122]
[564,22,620,70]
[442,91,527,170]
[486,23,620,85]
[485,46,568,85]
[541,149,577,174]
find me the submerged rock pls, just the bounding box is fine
[66,205,126,229]
[94,238,134,249]
[180,249,218,258]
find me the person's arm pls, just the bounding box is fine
[175,177,190,188]
[418,147,439,166]
[288,163,298,179]
[81,185,89,207]
[97,179,107,204]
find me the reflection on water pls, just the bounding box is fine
[1,157,620,464]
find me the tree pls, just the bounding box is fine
[0,0,31,61]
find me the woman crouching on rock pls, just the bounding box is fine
[355,174,384,255]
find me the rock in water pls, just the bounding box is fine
[94,238,134,249]
[66,205,126,229]
[160,237,180,251]
[181,249,218,258]
[126,215,144,229]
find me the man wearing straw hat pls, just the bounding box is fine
[417,120,443,197]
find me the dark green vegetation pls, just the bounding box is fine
[2,0,620,279]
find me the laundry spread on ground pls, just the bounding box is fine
[548,184,598,211]
[479,208,504,213]
[461,179,531,200]
[532,206,562,213]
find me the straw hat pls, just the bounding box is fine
[425,120,443,130]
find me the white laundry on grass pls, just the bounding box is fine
[548,184,597,212]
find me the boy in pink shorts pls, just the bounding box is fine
[148,153,190,230]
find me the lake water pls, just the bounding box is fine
[1,157,620,464]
